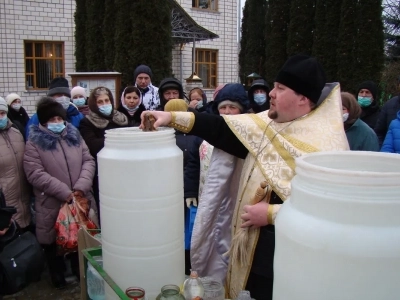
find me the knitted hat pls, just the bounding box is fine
[217,100,244,112]
[164,99,189,112]
[134,65,153,81]
[5,93,20,106]
[211,83,249,115]
[47,77,71,98]
[71,86,87,99]
[357,81,378,101]
[275,54,326,103]
[0,97,8,113]
[36,97,66,125]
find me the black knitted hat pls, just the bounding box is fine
[275,54,326,103]
[36,97,67,125]
[47,77,71,98]
[134,65,153,81]
[357,81,378,101]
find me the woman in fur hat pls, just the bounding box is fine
[24,97,96,289]
[79,87,128,217]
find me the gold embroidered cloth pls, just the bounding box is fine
[223,84,350,298]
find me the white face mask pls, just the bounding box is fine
[11,103,21,111]
[343,113,349,122]
[55,96,71,110]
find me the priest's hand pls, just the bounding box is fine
[241,202,269,228]
[139,111,172,130]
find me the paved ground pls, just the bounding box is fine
[4,267,81,300]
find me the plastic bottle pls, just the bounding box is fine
[87,256,105,300]
[183,271,204,300]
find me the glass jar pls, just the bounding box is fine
[156,284,185,300]
[126,287,146,300]
[200,277,224,300]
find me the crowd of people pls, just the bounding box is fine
[0,59,400,298]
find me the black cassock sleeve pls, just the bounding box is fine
[188,112,249,159]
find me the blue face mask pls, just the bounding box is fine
[254,94,267,105]
[357,96,372,107]
[0,116,8,129]
[47,122,66,133]
[73,98,86,107]
[99,104,113,116]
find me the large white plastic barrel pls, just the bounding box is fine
[97,127,184,300]
[274,151,400,300]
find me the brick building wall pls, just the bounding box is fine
[172,0,239,101]
[0,0,238,114]
[0,0,75,115]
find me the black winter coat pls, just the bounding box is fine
[184,137,203,199]
[117,104,146,127]
[374,95,400,146]
[175,130,197,171]
[360,101,380,129]
[7,106,29,139]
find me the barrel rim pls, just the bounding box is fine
[296,151,400,178]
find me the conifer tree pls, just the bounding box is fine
[286,0,315,56]
[113,0,134,87]
[353,0,384,90]
[336,0,358,93]
[103,0,116,71]
[74,0,87,71]
[264,0,291,85]
[312,0,342,82]
[114,0,172,87]
[85,1,107,71]
[239,0,267,83]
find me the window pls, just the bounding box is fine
[192,0,217,10]
[195,49,218,89]
[24,41,64,90]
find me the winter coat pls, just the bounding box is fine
[25,104,84,140]
[117,103,146,127]
[184,137,203,199]
[157,78,185,111]
[381,111,400,153]
[360,101,380,129]
[374,95,400,146]
[135,84,160,111]
[7,106,29,139]
[247,79,270,113]
[175,130,197,170]
[24,123,95,244]
[79,110,128,161]
[0,120,31,228]
[345,118,379,151]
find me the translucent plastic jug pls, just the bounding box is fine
[97,127,184,300]
[274,151,400,300]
